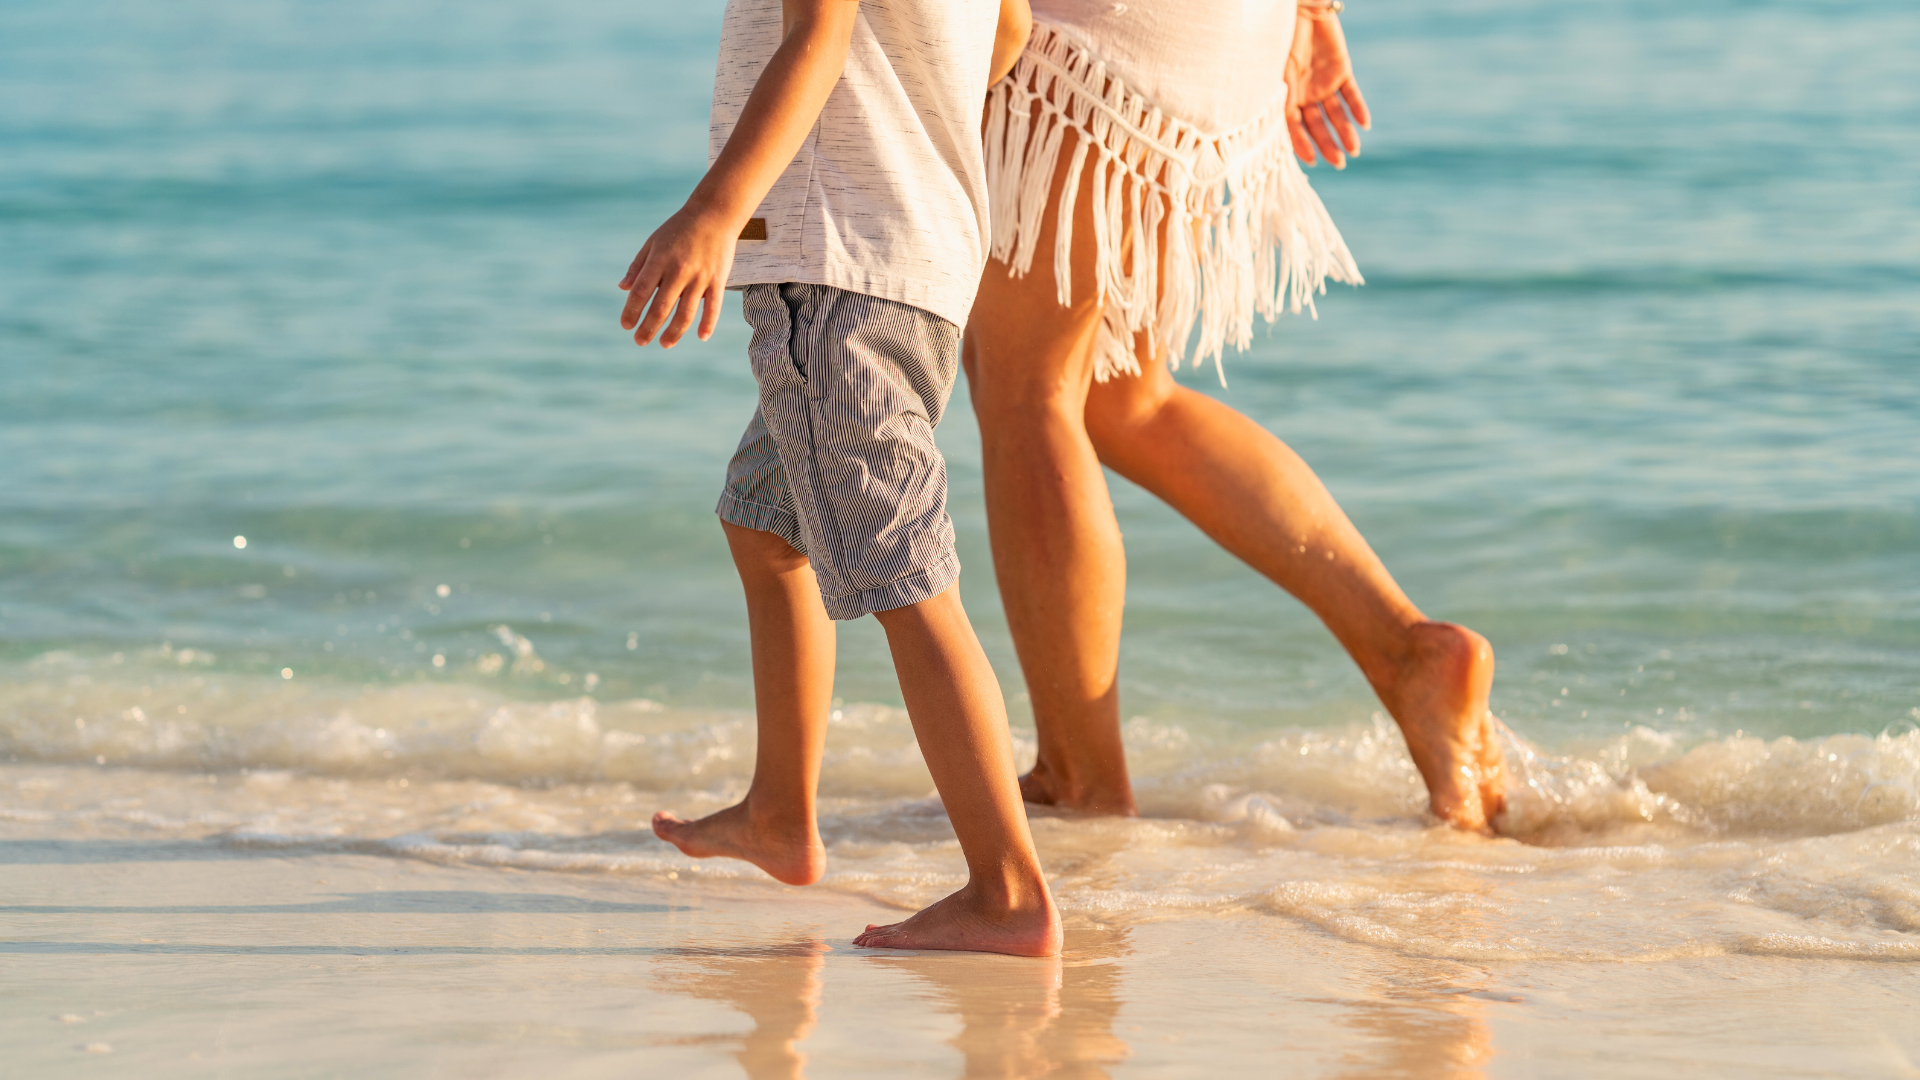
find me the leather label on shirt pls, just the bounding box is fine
[739,218,768,241]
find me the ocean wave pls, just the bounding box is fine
[7,724,1917,965]
[4,652,1918,843]
[1498,723,1920,840]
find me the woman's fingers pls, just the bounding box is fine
[1289,80,1373,169]
[1342,78,1372,131]
[1287,106,1319,165]
[1306,102,1345,169]
[1324,89,1362,156]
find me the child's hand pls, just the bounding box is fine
[619,204,738,348]
[618,0,859,348]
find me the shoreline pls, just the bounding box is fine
[5,834,1916,1077]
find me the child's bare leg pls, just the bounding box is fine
[652,521,832,885]
[853,586,1062,957]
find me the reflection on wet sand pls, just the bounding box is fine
[868,923,1133,1078]
[1314,866,1514,1078]
[1328,957,1500,1080]
[650,927,1130,1079]
[653,939,828,1080]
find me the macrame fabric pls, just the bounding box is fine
[984,17,1363,382]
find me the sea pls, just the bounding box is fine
[3,0,1917,1074]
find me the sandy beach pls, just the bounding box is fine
[9,839,1916,1078]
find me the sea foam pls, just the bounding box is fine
[6,652,1919,846]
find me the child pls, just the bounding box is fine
[619,0,1057,956]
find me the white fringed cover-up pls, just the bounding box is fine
[985,1,1362,381]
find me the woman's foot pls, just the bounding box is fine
[852,881,1063,957]
[651,799,825,886]
[1018,760,1137,816]
[1371,621,1507,833]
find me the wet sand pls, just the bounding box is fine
[6,838,1916,1078]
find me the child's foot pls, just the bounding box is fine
[1373,621,1507,833]
[651,800,825,886]
[851,882,1062,957]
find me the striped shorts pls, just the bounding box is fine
[716,283,961,620]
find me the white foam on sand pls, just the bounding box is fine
[5,656,1919,971]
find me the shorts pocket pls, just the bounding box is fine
[742,285,805,391]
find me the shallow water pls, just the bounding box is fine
[11,850,1914,1078]
[6,668,1919,964]
[3,0,1918,1072]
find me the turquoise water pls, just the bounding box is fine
[5,0,1914,741]
[4,0,1918,850]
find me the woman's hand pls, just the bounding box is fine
[1285,8,1371,169]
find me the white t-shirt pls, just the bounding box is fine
[710,0,1000,329]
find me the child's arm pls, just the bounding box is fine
[989,0,1032,86]
[620,0,861,349]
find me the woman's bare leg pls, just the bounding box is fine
[652,521,833,883]
[1085,361,1505,830]
[964,131,1136,815]
[966,125,1503,829]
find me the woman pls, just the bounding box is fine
[966,0,1508,830]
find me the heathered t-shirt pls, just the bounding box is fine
[710,0,1000,329]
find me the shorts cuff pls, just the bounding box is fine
[820,551,961,621]
[716,490,804,555]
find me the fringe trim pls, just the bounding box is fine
[984,22,1363,382]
